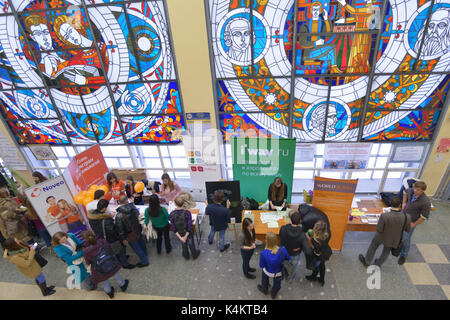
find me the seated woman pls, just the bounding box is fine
[106,172,126,203]
[125,175,145,206]
[160,173,182,204]
[268,177,288,211]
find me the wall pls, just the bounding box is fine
[420,103,450,196]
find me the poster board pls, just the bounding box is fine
[391,144,426,162]
[324,143,372,169]
[232,137,296,203]
[312,176,358,251]
[205,181,241,223]
[24,176,87,237]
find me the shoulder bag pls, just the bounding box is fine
[124,214,139,243]
[391,212,407,257]
[280,247,294,280]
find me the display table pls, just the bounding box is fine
[241,210,290,242]
[346,199,384,232]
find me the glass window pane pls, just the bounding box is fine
[147,170,164,179]
[373,170,384,179]
[387,172,402,179]
[370,144,380,155]
[316,144,324,155]
[163,158,172,168]
[315,158,323,168]
[105,158,120,168]
[171,158,188,169]
[295,161,314,168]
[319,171,343,179]
[351,171,373,179]
[227,170,233,180]
[379,144,391,155]
[66,147,76,157]
[368,157,376,168]
[175,171,190,179]
[139,146,159,156]
[119,158,133,168]
[55,158,70,168]
[100,146,130,157]
[51,147,67,158]
[294,170,313,179]
[375,157,388,168]
[160,146,169,157]
[384,172,416,192]
[226,157,232,168]
[388,163,405,168]
[145,158,162,168]
[225,144,232,158]
[169,145,186,157]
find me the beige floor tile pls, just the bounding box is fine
[441,285,450,300]
[0,282,186,300]
[416,244,449,264]
[403,263,439,285]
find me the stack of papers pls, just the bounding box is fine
[260,211,283,229]
[351,208,365,216]
[243,211,255,223]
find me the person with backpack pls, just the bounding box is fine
[279,211,311,282]
[305,220,332,287]
[0,189,32,245]
[206,190,231,252]
[3,237,56,296]
[257,231,290,300]
[144,194,172,254]
[81,230,129,299]
[88,199,136,269]
[115,195,149,267]
[359,196,411,268]
[170,196,200,260]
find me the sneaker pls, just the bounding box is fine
[358,254,369,267]
[106,287,115,299]
[244,273,256,279]
[136,262,149,268]
[398,256,406,265]
[123,264,136,270]
[120,279,129,292]
[248,267,256,273]
[220,243,230,252]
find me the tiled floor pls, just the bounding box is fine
[0,199,448,300]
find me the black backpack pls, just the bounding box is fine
[247,198,259,210]
[173,210,188,235]
[93,245,118,275]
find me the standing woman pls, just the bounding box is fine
[144,194,172,254]
[32,171,48,184]
[268,177,288,211]
[160,173,182,203]
[106,172,126,203]
[125,175,144,205]
[3,237,56,296]
[239,217,256,279]
[257,231,290,300]
[305,220,332,286]
[52,232,95,290]
[81,230,129,299]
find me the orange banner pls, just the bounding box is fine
[312,176,358,251]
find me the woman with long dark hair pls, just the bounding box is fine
[3,237,56,296]
[144,194,171,254]
[239,217,256,279]
[160,173,181,203]
[106,172,126,202]
[32,171,47,184]
[268,177,288,210]
[305,220,332,286]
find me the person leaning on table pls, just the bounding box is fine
[268,177,288,211]
[358,196,411,268]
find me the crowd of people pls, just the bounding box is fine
[0,171,432,299]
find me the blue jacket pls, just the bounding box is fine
[205,203,230,231]
[259,246,290,275]
[53,233,90,282]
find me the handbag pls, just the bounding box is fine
[34,250,48,268]
[391,212,407,257]
[124,214,139,243]
[280,247,294,280]
[102,219,122,254]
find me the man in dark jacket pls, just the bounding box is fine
[359,196,411,268]
[88,199,135,269]
[299,204,331,242]
[115,196,148,267]
[280,211,311,281]
[206,190,231,252]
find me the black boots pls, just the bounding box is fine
[107,287,115,299]
[36,280,56,297]
[257,284,268,295]
[120,279,129,292]
[271,287,279,300]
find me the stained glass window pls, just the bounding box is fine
[0,0,184,145]
[209,0,450,142]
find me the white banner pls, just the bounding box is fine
[0,136,27,170]
[295,144,315,162]
[392,145,425,162]
[24,176,87,236]
[324,143,372,169]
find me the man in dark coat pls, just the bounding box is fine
[88,199,135,269]
[298,204,332,242]
[115,196,148,267]
[359,196,411,267]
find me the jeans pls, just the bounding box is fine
[208,227,227,250]
[241,248,254,275]
[181,233,199,259]
[67,220,84,231]
[128,235,149,265]
[311,261,325,283]
[400,226,416,258]
[364,236,391,266]
[37,229,52,247]
[35,273,46,284]
[114,241,132,267]
[99,272,125,294]
[261,271,282,294]
[288,253,302,280]
[155,225,172,253]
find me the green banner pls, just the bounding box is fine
[231,137,296,203]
